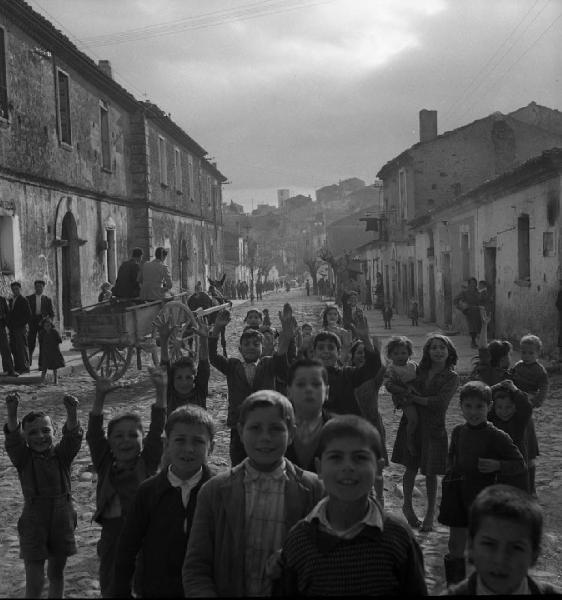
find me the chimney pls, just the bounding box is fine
[419,109,438,143]
[98,60,113,79]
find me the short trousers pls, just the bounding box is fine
[18,495,77,561]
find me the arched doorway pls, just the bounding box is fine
[61,212,82,328]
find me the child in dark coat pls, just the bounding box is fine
[38,317,65,384]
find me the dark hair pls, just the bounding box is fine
[10,281,21,288]
[155,247,168,260]
[459,380,492,405]
[491,381,516,402]
[39,316,53,329]
[34,280,46,286]
[385,335,413,359]
[467,277,477,286]
[165,405,216,440]
[317,415,383,460]
[301,322,313,331]
[169,356,196,384]
[287,357,328,385]
[132,247,143,258]
[350,339,366,365]
[244,309,263,322]
[418,334,458,370]
[238,390,295,428]
[107,413,144,438]
[22,410,51,430]
[239,329,264,344]
[312,330,341,351]
[321,305,342,328]
[468,484,543,564]
[487,339,512,367]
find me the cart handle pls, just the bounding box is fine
[193,302,232,318]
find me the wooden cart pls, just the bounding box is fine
[71,292,231,381]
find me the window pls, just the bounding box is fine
[0,216,15,273]
[158,136,168,186]
[543,231,555,257]
[174,147,182,192]
[100,101,111,170]
[0,27,8,120]
[187,154,194,201]
[398,168,407,220]
[517,214,530,281]
[57,70,72,145]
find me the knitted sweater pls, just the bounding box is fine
[274,513,427,596]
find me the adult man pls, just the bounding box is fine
[138,247,172,301]
[26,280,54,366]
[0,294,17,376]
[113,247,143,298]
[7,281,31,373]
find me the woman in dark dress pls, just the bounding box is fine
[454,277,482,348]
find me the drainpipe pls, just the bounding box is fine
[53,196,71,322]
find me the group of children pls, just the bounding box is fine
[3,300,559,597]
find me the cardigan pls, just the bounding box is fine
[274,512,427,596]
[112,465,215,598]
[182,458,324,597]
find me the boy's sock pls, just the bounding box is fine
[443,554,466,587]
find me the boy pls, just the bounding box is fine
[438,381,526,587]
[4,392,82,599]
[312,320,381,416]
[86,376,166,597]
[284,357,330,471]
[112,405,216,597]
[244,309,263,330]
[447,484,560,595]
[209,304,296,466]
[275,415,427,596]
[182,390,324,597]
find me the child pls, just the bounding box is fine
[274,415,427,596]
[284,357,330,472]
[38,317,65,384]
[182,390,324,597]
[320,304,352,364]
[4,392,82,598]
[113,405,217,597]
[489,380,533,491]
[312,322,382,417]
[244,308,263,330]
[410,300,419,326]
[297,322,314,359]
[447,484,560,595]
[383,336,418,456]
[437,381,526,587]
[259,326,277,357]
[86,376,166,597]
[209,304,295,466]
[262,308,271,328]
[509,334,548,497]
[153,312,210,414]
[471,309,512,386]
[382,303,393,329]
[98,282,112,302]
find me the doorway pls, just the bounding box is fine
[442,252,453,326]
[484,246,497,337]
[61,212,82,329]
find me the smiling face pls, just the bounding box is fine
[325,308,339,325]
[239,336,263,363]
[493,394,516,422]
[389,344,410,367]
[313,339,340,368]
[316,435,378,503]
[245,312,262,328]
[428,338,449,366]
[108,419,143,464]
[173,366,195,397]
[237,406,292,471]
[166,422,213,480]
[352,342,366,367]
[288,365,328,419]
[461,395,489,427]
[520,343,539,365]
[23,415,54,453]
[468,516,535,594]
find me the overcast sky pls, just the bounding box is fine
[30,0,562,211]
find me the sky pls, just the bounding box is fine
[28,0,562,212]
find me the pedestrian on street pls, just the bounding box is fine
[382,303,393,329]
[7,281,31,373]
[0,293,17,376]
[410,300,419,326]
[38,317,65,384]
[26,279,54,368]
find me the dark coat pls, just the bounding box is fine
[0,296,8,324]
[7,295,31,328]
[25,294,55,320]
[112,258,141,298]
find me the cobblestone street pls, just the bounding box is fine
[1,289,561,596]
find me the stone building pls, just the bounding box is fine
[0,0,225,327]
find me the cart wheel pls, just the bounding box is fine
[152,301,200,364]
[81,346,133,381]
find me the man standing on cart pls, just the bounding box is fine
[139,247,173,301]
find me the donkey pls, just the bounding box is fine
[187,274,230,356]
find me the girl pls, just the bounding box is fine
[383,336,418,456]
[38,317,65,384]
[350,338,388,504]
[320,304,352,364]
[391,333,460,531]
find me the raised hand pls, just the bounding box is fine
[213,309,231,330]
[153,313,175,340]
[194,317,210,338]
[278,303,297,336]
[63,394,79,411]
[5,392,20,414]
[480,306,490,325]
